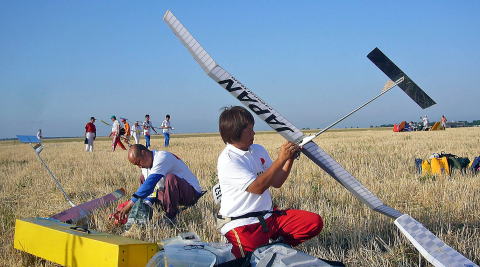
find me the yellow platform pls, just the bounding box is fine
[14,218,159,267]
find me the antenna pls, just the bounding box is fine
[16,135,75,207]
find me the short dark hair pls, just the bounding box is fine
[219,106,254,144]
[145,114,150,118]
[166,114,170,119]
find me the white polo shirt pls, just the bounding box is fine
[111,120,120,133]
[217,144,273,235]
[161,119,170,134]
[143,121,152,136]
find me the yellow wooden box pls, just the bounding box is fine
[14,218,159,267]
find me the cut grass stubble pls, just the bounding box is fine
[0,128,479,266]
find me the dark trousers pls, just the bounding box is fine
[140,173,201,220]
[157,174,201,219]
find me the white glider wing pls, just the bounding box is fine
[163,10,398,218]
[163,10,477,267]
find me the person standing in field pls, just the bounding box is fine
[441,115,447,129]
[115,144,203,226]
[161,114,173,147]
[121,118,131,145]
[143,114,157,149]
[422,115,429,130]
[110,115,126,151]
[131,121,142,144]
[84,117,96,152]
[216,106,323,258]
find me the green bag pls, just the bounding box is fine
[124,200,153,230]
[448,157,470,174]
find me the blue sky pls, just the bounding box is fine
[0,1,479,138]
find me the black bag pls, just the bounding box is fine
[84,138,88,144]
[415,158,423,174]
[119,128,126,135]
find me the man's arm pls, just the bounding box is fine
[246,142,299,194]
[130,173,163,203]
[271,158,295,188]
[115,173,164,220]
[150,122,158,134]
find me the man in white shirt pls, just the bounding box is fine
[217,106,323,258]
[131,121,142,144]
[115,144,203,224]
[143,114,157,149]
[160,114,173,147]
[422,115,429,131]
[109,115,126,151]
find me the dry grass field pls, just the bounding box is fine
[1,127,479,266]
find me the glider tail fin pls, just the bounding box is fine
[367,47,436,109]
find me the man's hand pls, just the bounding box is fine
[115,200,134,221]
[278,142,300,162]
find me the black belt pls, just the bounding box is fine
[217,210,286,232]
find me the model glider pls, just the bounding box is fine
[100,119,111,126]
[163,11,476,267]
[51,188,125,223]
[16,135,126,223]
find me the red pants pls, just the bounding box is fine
[112,135,126,151]
[224,209,323,258]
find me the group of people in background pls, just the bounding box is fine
[83,114,173,152]
[402,115,447,132]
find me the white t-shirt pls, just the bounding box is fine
[131,124,141,135]
[141,150,202,193]
[423,117,429,127]
[143,120,152,136]
[161,119,170,133]
[111,120,120,133]
[217,144,273,234]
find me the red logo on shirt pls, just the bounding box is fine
[260,158,265,165]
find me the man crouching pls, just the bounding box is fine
[217,106,323,258]
[116,144,203,225]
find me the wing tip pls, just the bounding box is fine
[163,10,173,21]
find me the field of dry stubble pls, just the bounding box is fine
[0,127,479,266]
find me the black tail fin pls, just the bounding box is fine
[367,48,436,109]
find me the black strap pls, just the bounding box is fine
[257,216,268,232]
[219,210,286,221]
[70,226,91,234]
[218,210,286,233]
